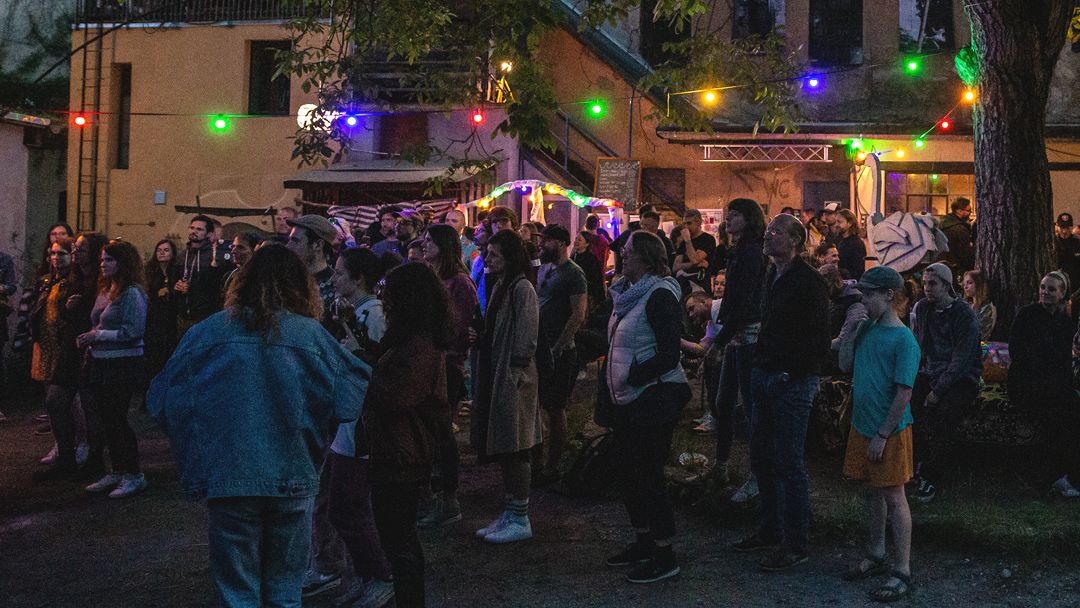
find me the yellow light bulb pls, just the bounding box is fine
[856,151,868,161]
[500,61,512,72]
[703,91,718,104]
[896,150,905,158]
[963,89,976,103]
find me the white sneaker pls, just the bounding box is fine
[475,512,509,538]
[731,476,759,504]
[86,473,123,493]
[40,444,59,465]
[483,517,533,544]
[692,413,716,434]
[1051,475,1080,498]
[75,442,89,465]
[108,473,148,498]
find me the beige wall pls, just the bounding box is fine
[67,23,319,252]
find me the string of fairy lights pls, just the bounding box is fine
[34,51,975,159]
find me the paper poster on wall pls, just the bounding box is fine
[698,209,725,236]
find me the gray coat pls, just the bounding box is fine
[471,275,542,456]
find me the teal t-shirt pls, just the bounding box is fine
[852,323,920,439]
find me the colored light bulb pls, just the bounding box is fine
[914,139,925,149]
[939,119,951,130]
[471,110,484,125]
[73,115,88,127]
[590,102,604,116]
[896,149,906,158]
[807,78,820,88]
[963,89,976,103]
[345,116,358,127]
[703,91,718,104]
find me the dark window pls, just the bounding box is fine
[640,0,690,67]
[377,114,429,156]
[248,40,291,115]
[899,0,955,52]
[114,64,131,169]
[808,0,863,66]
[733,0,780,39]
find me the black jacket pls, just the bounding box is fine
[715,237,766,346]
[754,256,830,376]
[179,243,227,322]
[940,213,975,274]
[1008,303,1073,408]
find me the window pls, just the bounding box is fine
[899,0,955,53]
[114,64,131,169]
[248,41,291,116]
[639,0,690,66]
[733,0,784,39]
[884,173,974,216]
[808,0,863,65]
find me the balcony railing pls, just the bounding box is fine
[75,0,325,24]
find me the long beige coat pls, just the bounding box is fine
[471,276,543,456]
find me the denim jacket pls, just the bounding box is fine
[147,309,370,500]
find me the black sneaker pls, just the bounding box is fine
[732,533,780,553]
[626,552,680,584]
[606,542,654,567]
[758,550,809,572]
[914,478,937,504]
[32,462,78,482]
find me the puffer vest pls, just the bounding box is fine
[606,279,688,405]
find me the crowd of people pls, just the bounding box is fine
[0,193,1077,607]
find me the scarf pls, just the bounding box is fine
[610,273,664,318]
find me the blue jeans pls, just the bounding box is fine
[749,368,819,554]
[207,496,313,608]
[712,342,755,462]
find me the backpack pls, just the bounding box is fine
[560,431,619,500]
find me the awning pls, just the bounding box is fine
[283,160,475,188]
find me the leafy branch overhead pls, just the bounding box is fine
[279,0,805,170]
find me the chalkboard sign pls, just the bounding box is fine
[594,157,642,211]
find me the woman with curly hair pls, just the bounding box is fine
[78,239,149,498]
[149,243,368,606]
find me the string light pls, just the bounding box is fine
[211,114,229,131]
[500,60,512,72]
[895,149,906,158]
[72,114,88,127]
[471,109,484,125]
[914,139,926,149]
[344,115,359,127]
[589,101,605,116]
[703,91,718,104]
[963,89,976,103]
[939,119,951,131]
[905,58,921,74]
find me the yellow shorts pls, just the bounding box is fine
[843,426,914,488]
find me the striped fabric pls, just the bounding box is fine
[327,199,458,232]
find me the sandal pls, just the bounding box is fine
[842,554,889,581]
[869,570,911,603]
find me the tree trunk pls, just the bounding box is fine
[966,1,1073,336]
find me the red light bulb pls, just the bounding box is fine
[73,115,88,127]
[939,119,951,130]
[471,110,484,125]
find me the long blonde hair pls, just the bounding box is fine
[963,270,990,309]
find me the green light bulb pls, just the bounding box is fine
[590,102,604,116]
[914,139,925,149]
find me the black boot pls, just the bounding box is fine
[33,458,78,482]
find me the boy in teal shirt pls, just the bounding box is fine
[839,266,919,603]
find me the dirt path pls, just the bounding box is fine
[2,382,1078,607]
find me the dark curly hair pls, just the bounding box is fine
[380,262,451,350]
[725,198,766,242]
[100,240,145,300]
[225,244,320,338]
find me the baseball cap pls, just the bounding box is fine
[1057,212,1074,228]
[857,266,904,292]
[923,262,956,296]
[285,214,337,245]
[823,202,840,213]
[540,224,571,245]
